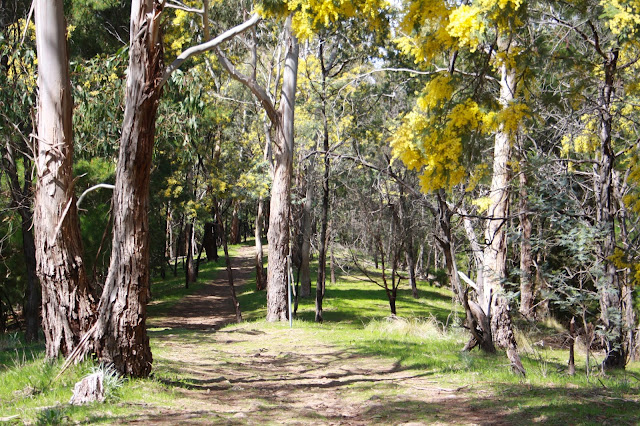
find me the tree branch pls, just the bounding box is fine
[161,13,261,88]
[77,183,116,208]
[215,46,278,124]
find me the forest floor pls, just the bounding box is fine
[139,246,509,425]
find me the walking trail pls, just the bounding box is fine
[138,245,506,425]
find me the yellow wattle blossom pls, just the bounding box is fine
[447,5,484,50]
[472,196,492,213]
[602,0,640,35]
[417,74,453,110]
[496,102,529,136]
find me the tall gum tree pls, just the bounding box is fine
[33,0,94,358]
[87,0,165,376]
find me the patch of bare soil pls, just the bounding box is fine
[137,246,507,425]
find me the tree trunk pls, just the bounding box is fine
[518,151,535,320]
[597,50,625,369]
[315,40,330,323]
[255,197,266,291]
[230,200,240,244]
[89,0,164,377]
[216,203,242,323]
[481,38,524,375]
[203,222,219,261]
[33,0,94,357]
[185,220,196,287]
[299,145,317,298]
[266,19,298,322]
[400,186,418,298]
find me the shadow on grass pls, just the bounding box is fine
[479,382,640,425]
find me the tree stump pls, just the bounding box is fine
[69,372,105,405]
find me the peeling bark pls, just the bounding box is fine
[90,0,164,376]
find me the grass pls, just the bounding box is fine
[2,242,640,424]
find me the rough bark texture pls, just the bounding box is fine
[90,0,164,376]
[69,372,105,405]
[266,20,298,322]
[597,50,625,369]
[33,0,94,357]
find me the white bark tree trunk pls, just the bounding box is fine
[482,37,525,375]
[33,0,94,358]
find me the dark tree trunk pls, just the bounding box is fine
[203,222,219,262]
[33,0,94,357]
[315,40,331,324]
[597,51,626,369]
[89,0,164,377]
[299,146,317,298]
[568,317,576,375]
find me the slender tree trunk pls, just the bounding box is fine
[215,202,242,322]
[230,200,240,244]
[330,228,336,285]
[518,151,535,320]
[255,197,266,290]
[165,202,172,259]
[299,145,317,297]
[266,19,298,322]
[185,220,196,287]
[400,187,418,298]
[596,50,625,369]
[568,317,576,375]
[33,0,94,357]
[315,41,330,323]
[89,0,164,376]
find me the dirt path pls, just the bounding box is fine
[151,245,255,331]
[140,245,507,425]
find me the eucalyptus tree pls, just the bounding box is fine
[32,0,95,357]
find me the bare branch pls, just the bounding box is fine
[215,46,278,124]
[77,183,115,208]
[161,13,261,87]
